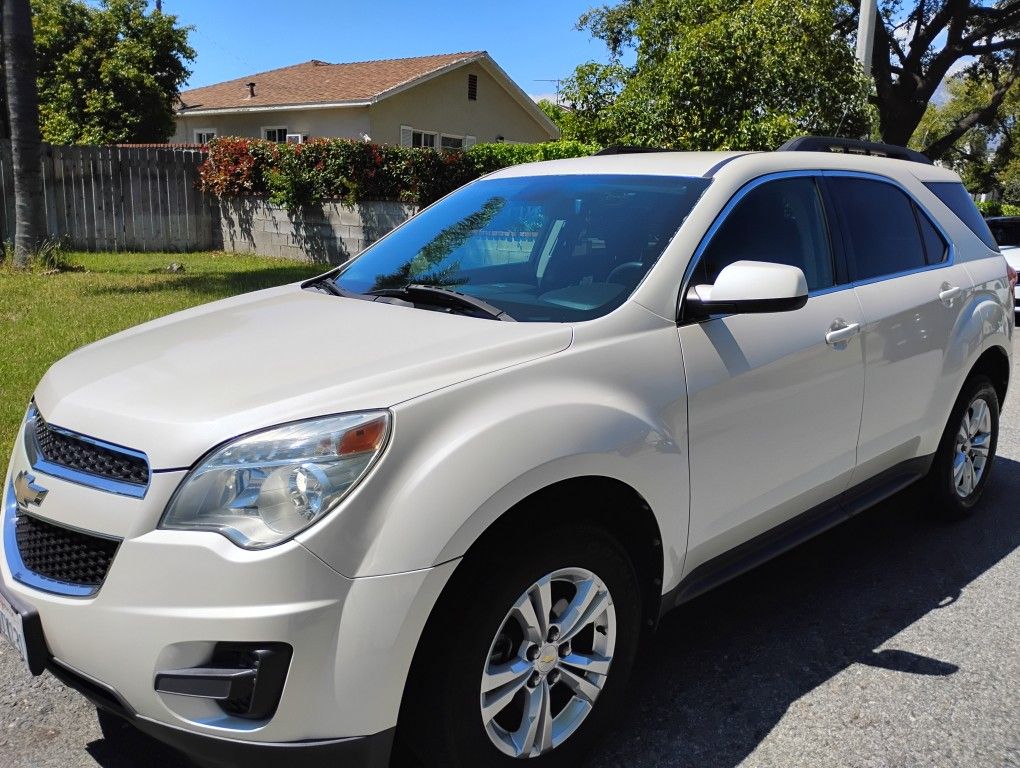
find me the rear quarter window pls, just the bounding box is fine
[924,182,998,251]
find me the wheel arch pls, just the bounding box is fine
[458,475,666,628]
[967,344,1010,407]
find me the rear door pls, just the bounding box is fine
[678,174,866,562]
[826,173,971,481]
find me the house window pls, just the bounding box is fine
[468,74,478,101]
[413,130,437,148]
[400,126,474,150]
[263,127,288,142]
[441,134,464,151]
[194,129,216,144]
[400,125,438,148]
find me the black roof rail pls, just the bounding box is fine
[778,136,933,165]
[595,145,674,156]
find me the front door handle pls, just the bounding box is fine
[825,320,861,348]
[939,284,963,306]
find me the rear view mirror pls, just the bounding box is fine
[683,260,808,320]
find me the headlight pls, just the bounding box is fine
[160,411,390,549]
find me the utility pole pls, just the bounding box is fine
[856,0,878,76]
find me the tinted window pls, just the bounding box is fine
[696,177,835,291]
[987,218,1020,247]
[335,175,710,322]
[915,206,948,265]
[924,181,998,250]
[830,178,926,280]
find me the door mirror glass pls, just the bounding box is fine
[685,260,808,319]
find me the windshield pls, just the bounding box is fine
[333,174,710,322]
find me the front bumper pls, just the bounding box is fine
[2,421,457,761]
[48,656,394,768]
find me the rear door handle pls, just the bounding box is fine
[938,285,962,306]
[825,320,860,347]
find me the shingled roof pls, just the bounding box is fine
[179,52,486,113]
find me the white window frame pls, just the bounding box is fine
[194,128,217,144]
[401,125,439,148]
[440,133,466,151]
[401,126,474,150]
[262,126,289,143]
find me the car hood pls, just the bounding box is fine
[1001,245,1020,267]
[33,285,573,469]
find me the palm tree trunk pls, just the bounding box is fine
[2,0,47,267]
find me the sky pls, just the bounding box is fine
[157,0,619,102]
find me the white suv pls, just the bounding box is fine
[1,138,1014,768]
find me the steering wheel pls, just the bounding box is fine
[606,261,644,285]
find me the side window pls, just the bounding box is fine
[924,181,998,250]
[915,205,948,265]
[697,176,835,292]
[829,178,926,280]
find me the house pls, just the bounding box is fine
[172,51,559,148]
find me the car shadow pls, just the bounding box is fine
[587,456,1020,767]
[85,459,1020,768]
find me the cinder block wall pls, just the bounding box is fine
[218,199,417,264]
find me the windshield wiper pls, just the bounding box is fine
[368,284,516,321]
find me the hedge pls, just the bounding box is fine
[198,138,600,211]
[975,200,1020,217]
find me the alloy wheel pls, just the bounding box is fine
[480,567,616,758]
[953,396,993,497]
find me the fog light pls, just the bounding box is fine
[154,642,292,721]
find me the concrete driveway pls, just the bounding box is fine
[2,341,1018,768]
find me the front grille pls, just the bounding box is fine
[14,513,119,588]
[33,414,149,487]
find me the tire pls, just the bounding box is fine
[399,523,643,768]
[922,375,1000,520]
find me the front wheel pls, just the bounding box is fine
[400,524,642,767]
[923,375,1000,520]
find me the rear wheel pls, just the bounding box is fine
[923,375,1000,520]
[400,524,642,767]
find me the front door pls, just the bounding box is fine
[678,174,866,567]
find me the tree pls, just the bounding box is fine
[558,62,631,145]
[2,0,48,266]
[28,0,193,144]
[914,71,1019,196]
[567,0,873,150]
[842,1,1020,158]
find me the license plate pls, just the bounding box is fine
[0,586,44,675]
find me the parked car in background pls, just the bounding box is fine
[986,216,1020,312]
[1,137,1014,768]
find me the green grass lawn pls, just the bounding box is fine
[1,251,323,464]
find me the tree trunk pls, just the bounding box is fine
[2,0,47,266]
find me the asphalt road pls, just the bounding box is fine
[2,341,1018,768]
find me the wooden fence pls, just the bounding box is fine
[0,143,220,252]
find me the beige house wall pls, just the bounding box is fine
[172,107,371,143]
[368,61,555,146]
[173,61,555,146]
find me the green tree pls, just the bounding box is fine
[28,0,194,144]
[566,0,872,150]
[914,73,1019,197]
[558,62,631,145]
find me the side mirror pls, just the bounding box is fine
[683,260,808,320]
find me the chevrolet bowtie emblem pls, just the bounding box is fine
[14,471,48,508]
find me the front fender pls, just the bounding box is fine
[298,323,690,589]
